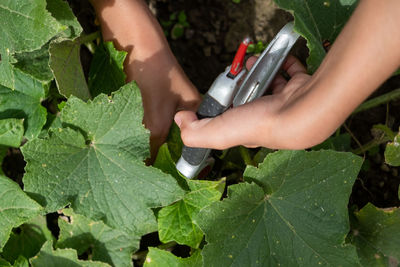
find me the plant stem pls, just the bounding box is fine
[84,42,97,54]
[373,124,396,140]
[79,31,101,44]
[352,135,391,155]
[353,88,400,114]
[157,241,177,250]
[343,123,365,155]
[239,146,256,166]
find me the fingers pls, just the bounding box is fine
[245,56,258,70]
[174,100,270,150]
[270,74,288,94]
[282,55,307,77]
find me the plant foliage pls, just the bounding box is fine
[0,0,399,266]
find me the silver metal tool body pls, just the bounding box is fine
[233,22,300,106]
[176,67,246,179]
[176,22,299,179]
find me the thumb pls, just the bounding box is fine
[174,103,265,150]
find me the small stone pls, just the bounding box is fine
[203,32,217,43]
[185,29,194,39]
[203,46,212,57]
[372,153,382,164]
[380,163,390,172]
[213,45,222,55]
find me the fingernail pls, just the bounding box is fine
[174,115,182,127]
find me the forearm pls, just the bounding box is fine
[275,0,400,148]
[90,0,200,157]
[90,0,185,83]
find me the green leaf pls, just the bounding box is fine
[274,0,358,72]
[1,216,53,263]
[0,119,24,147]
[171,24,185,40]
[177,11,187,23]
[166,123,184,162]
[0,0,65,53]
[0,146,7,175]
[12,0,81,83]
[88,42,127,97]
[144,248,202,267]
[46,0,83,39]
[384,131,400,166]
[57,208,137,267]
[253,147,274,166]
[14,43,53,83]
[30,241,110,267]
[312,133,351,151]
[22,83,185,239]
[49,36,92,100]
[0,176,42,252]
[0,256,29,267]
[0,48,47,140]
[0,258,11,267]
[13,43,53,83]
[158,179,225,248]
[153,143,187,190]
[11,256,28,267]
[350,203,400,266]
[196,150,362,266]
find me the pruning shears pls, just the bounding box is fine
[176,22,300,179]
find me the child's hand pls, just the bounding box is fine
[175,0,400,151]
[174,56,318,150]
[90,0,201,158]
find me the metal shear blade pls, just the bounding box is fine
[233,22,300,107]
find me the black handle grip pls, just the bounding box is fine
[180,94,226,165]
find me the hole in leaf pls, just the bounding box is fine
[12,227,22,234]
[2,148,25,186]
[78,245,93,260]
[46,212,60,239]
[171,244,191,258]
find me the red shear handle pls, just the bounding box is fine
[228,37,252,78]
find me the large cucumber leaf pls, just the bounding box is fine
[0,48,47,140]
[0,119,24,148]
[49,36,92,100]
[0,176,42,252]
[1,216,53,264]
[158,179,225,248]
[12,0,83,83]
[57,208,136,267]
[46,0,83,39]
[144,248,202,267]
[274,0,358,72]
[30,241,109,267]
[350,203,400,266]
[0,0,65,54]
[88,42,127,98]
[196,150,362,266]
[13,43,53,83]
[22,83,185,244]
